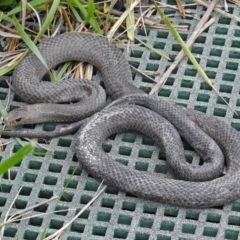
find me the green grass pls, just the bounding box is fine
[0,0,172,76]
[0,142,35,175]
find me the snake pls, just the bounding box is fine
[4,33,141,126]
[3,32,240,207]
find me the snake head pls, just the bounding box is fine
[4,106,36,127]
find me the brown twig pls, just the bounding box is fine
[176,0,186,17]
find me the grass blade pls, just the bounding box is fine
[0,142,36,175]
[68,2,83,22]
[107,0,140,40]
[0,62,18,76]
[6,0,47,17]
[126,0,135,41]
[0,0,17,7]
[0,99,25,146]
[135,36,170,60]
[152,1,209,81]
[86,0,95,22]
[34,0,60,43]
[12,15,48,68]
[152,0,234,110]
[54,62,71,82]
[0,11,13,23]
[72,0,102,34]
[0,100,8,119]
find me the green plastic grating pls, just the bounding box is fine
[1,2,240,240]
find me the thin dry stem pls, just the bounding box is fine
[176,0,186,17]
[0,30,20,39]
[9,197,58,218]
[21,0,27,28]
[107,0,141,40]
[61,7,74,32]
[111,8,189,31]
[26,2,42,30]
[150,0,220,95]
[0,187,22,238]
[194,0,240,22]
[130,65,158,83]
[44,183,107,240]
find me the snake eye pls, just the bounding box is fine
[15,118,22,123]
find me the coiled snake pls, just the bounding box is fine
[3,33,240,208]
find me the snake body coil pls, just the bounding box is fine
[77,94,240,208]
[4,33,240,208]
[5,33,142,125]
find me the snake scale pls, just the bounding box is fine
[3,32,240,208]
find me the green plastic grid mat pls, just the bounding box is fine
[1,2,240,240]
